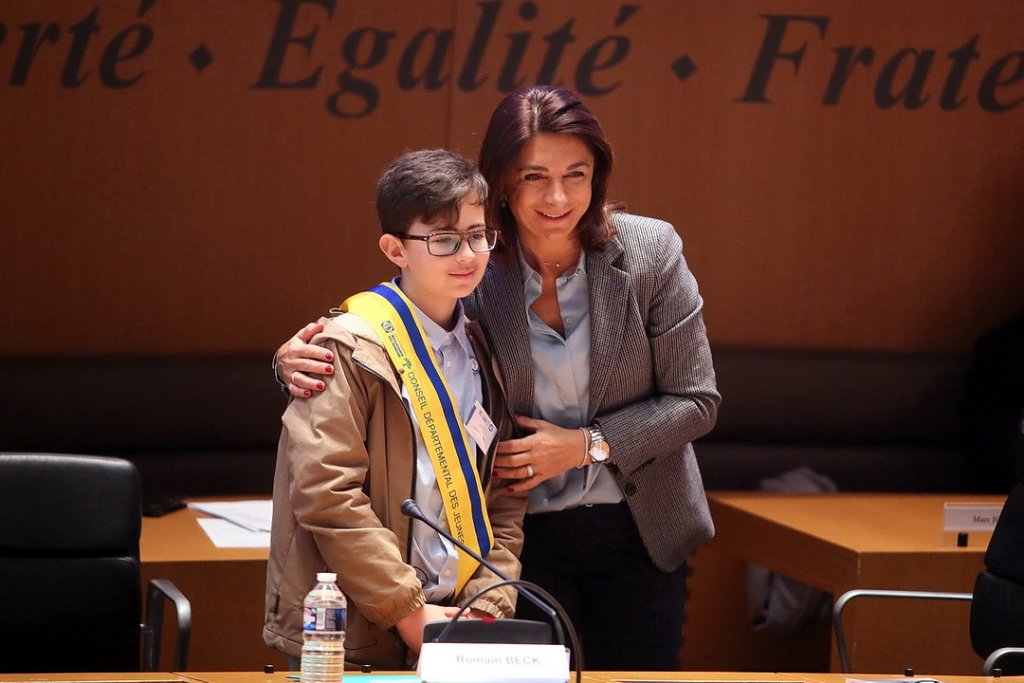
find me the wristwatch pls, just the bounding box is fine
[587,426,610,464]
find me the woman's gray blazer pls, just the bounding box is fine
[466,212,720,572]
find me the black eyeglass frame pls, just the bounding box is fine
[399,228,499,256]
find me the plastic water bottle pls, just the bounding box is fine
[301,572,347,683]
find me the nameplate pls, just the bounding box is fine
[943,502,1002,532]
[418,642,569,683]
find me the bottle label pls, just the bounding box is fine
[303,606,346,632]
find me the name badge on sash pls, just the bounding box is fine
[466,400,498,454]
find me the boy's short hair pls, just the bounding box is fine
[376,149,489,236]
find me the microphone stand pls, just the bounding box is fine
[401,498,583,681]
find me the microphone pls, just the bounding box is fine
[401,498,583,683]
[399,498,563,639]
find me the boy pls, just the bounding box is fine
[263,150,525,669]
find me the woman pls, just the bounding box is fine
[275,85,720,670]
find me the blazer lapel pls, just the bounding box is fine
[586,239,628,421]
[477,256,535,417]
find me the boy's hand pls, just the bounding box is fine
[493,415,589,493]
[395,604,462,654]
[274,321,333,398]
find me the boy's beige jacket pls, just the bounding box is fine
[263,313,525,668]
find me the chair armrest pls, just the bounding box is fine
[143,578,192,671]
[983,647,1024,675]
[833,588,972,673]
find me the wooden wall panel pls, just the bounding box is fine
[2,1,1022,355]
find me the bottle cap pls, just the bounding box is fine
[317,572,337,582]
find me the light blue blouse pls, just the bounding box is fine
[518,253,624,514]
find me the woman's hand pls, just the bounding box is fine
[274,321,333,398]
[493,415,587,493]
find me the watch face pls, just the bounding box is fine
[589,440,610,462]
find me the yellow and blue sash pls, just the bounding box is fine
[342,282,493,594]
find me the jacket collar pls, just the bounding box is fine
[582,238,628,421]
[478,236,629,422]
[477,252,534,416]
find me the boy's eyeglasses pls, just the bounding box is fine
[400,229,499,256]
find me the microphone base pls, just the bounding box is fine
[423,618,553,645]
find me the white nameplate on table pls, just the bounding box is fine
[418,641,569,683]
[943,502,1003,532]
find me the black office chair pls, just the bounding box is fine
[971,473,1024,675]
[834,489,1024,675]
[0,453,191,672]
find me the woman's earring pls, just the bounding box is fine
[500,196,508,207]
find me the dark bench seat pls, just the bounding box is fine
[0,348,979,506]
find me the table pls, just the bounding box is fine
[1,672,1019,683]
[157,671,1024,683]
[0,677,191,683]
[141,502,283,672]
[146,494,1002,673]
[683,492,1003,674]
[598,676,1014,683]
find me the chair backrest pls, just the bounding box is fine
[970,569,1024,672]
[971,480,1024,674]
[0,453,143,672]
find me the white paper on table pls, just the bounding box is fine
[196,518,271,548]
[188,500,273,532]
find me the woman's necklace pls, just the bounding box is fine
[541,249,581,271]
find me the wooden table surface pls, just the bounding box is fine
[707,492,1001,594]
[3,671,1016,683]
[141,499,270,564]
[685,492,1004,674]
